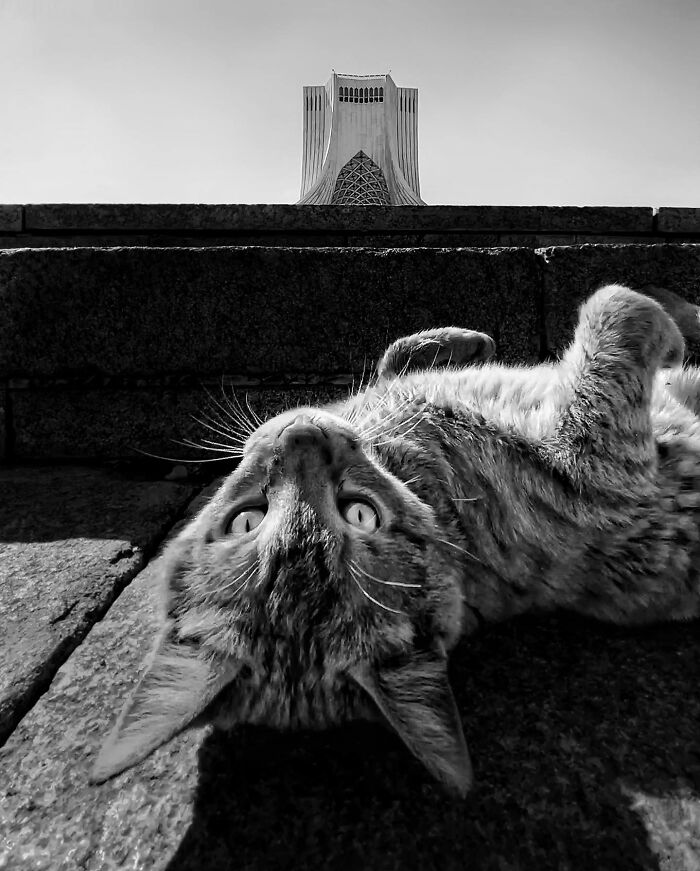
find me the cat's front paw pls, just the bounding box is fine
[377,327,496,380]
[577,284,685,371]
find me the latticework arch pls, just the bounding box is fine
[331,151,390,206]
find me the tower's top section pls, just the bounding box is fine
[297,72,425,206]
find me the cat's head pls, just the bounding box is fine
[91,403,473,795]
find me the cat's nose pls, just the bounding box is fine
[278,414,325,450]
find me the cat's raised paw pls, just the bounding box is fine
[377,327,496,380]
[576,284,685,372]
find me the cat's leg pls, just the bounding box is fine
[536,286,700,626]
[377,327,496,381]
[544,284,685,497]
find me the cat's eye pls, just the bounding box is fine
[340,499,380,532]
[227,507,266,535]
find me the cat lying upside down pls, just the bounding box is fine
[91,284,700,797]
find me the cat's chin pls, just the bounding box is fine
[209,701,383,735]
[205,676,378,733]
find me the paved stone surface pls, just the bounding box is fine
[10,386,348,461]
[541,244,700,357]
[0,246,541,380]
[1,536,698,870]
[0,467,195,743]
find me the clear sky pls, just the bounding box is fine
[1,0,699,206]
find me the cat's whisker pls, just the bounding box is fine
[437,537,484,564]
[186,433,246,452]
[204,382,251,433]
[394,411,426,439]
[203,382,256,438]
[191,412,248,445]
[132,446,235,464]
[369,406,425,446]
[359,397,415,438]
[401,475,422,487]
[244,392,264,427]
[453,496,483,503]
[349,559,420,589]
[225,387,259,435]
[349,569,406,615]
[218,561,259,597]
[174,438,243,457]
[346,361,372,425]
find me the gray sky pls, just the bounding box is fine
[2,0,699,206]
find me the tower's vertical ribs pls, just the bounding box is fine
[311,88,318,186]
[412,91,420,193]
[410,90,417,192]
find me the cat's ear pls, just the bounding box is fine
[349,650,473,797]
[90,628,240,783]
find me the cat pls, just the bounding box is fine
[91,284,700,798]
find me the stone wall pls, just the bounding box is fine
[2,204,700,248]
[3,241,700,463]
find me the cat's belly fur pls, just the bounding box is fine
[396,362,700,443]
[379,363,700,627]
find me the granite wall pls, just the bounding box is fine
[2,241,700,462]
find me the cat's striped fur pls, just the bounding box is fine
[92,284,700,796]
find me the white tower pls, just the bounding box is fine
[298,72,425,205]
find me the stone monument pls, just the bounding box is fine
[298,72,425,205]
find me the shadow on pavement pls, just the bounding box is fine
[166,614,700,871]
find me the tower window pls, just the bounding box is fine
[331,151,390,205]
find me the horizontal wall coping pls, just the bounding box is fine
[12,203,661,234]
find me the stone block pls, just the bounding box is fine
[656,208,700,235]
[540,244,700,357]
[0,466,194,742]
[0,205,22,232]
[10,386,349,461]
[0,246,542,381]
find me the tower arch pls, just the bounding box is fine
[331,151,390,206]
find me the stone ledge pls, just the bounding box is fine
[21,203,655,234]
[0,466,195,743]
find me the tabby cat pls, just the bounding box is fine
[91,284,700,796]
